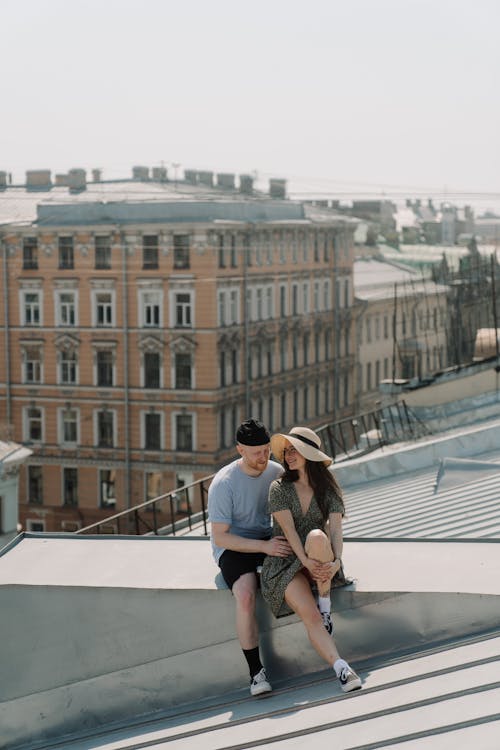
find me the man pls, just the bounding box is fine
[208,418,291,696]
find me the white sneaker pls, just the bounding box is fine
[250,667,272,697]
[338,666,362,693]
[321,610,333,635]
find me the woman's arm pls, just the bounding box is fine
[328,512,344,561]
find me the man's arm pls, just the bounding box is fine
[212,522,291,557]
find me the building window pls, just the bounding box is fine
[142,235,159,270]
[281,392,287,426]
[141,291,161,327]
[58,237,74,269]
[292,284,299,315]
[229,289,238,324]
[175,352,192,389]
[344,279,350,307]
[94,291,114,326]
[280,338,287,371]
[22,291,41,326]
[314,281,320,311]
[60,349,77,385]
[323,279,331,310]
[57,291,77,326]
[173,234,190,269]
[96,350,114,387]
[144,413,162,450]
[99,469,116,507]
[95,236,111,269]
[302,282,309,314]
[218,291,227,326]
[63,467,78,506]
[28,465,43,504]
[26,407,42,442]
[220,350,226,387]
[230,235,237,267]
[279,285,287,317]
[366,362,372,391]
[144,352,161,388]
[303,333,309,366]
[23,346,42,383]
[267,347,273,375]
[265,286,273,319]
[218,234,225,268]
[324,329,331,360]
[174,292,192,327]
[97,410,114,447]
[175,413,193,451]
[23,237,38,270]
[61,408,78,444]
[314,234,320,262]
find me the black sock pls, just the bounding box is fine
[243,647,263,679]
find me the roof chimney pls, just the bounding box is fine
[269,178,287,199]
[198,170,214,187]
[26,170,52,190]
[92,169,102,182]
[184,169,198,185]
[217,173,235,189]
[55,173,70,187]
[239,174,254,194]
[0,171,7,190]
[68,168,87,192]
[132,165,150,180]
[152,166,168,182]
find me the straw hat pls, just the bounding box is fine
[271,426,332,466]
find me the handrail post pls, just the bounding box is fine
[152,501,158,535]
[201,480,208,536]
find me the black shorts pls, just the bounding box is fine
[218,549,267,591]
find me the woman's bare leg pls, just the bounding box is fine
[284,572,340,664]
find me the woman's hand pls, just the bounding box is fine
[302,557,327,579]
[308,558,341,583]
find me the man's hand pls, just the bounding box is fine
[266,535,292,557]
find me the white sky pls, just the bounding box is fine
[2,0,499,205]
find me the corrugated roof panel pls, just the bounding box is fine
[344,453,500,539]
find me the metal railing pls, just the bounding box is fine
[76,400,430,537]
[317,399,431,463]
[76,475,213,537]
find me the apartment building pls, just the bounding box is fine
[0,167,357,532]
[354,258,450,411]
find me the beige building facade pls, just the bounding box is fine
[0,171,357,531]
[354,258,450,412]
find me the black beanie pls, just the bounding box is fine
[236,418,270,446]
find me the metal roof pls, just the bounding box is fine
[343,449,500,540]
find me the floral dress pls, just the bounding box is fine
[260,479,344,618]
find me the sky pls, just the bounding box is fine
[2,0,499,208]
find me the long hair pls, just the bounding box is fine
[281,460,344,523]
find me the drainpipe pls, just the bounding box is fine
[1,235,12,428]
[243,228,250,415]
[121,231,131,508]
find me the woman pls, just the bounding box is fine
[260,426,361,693]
